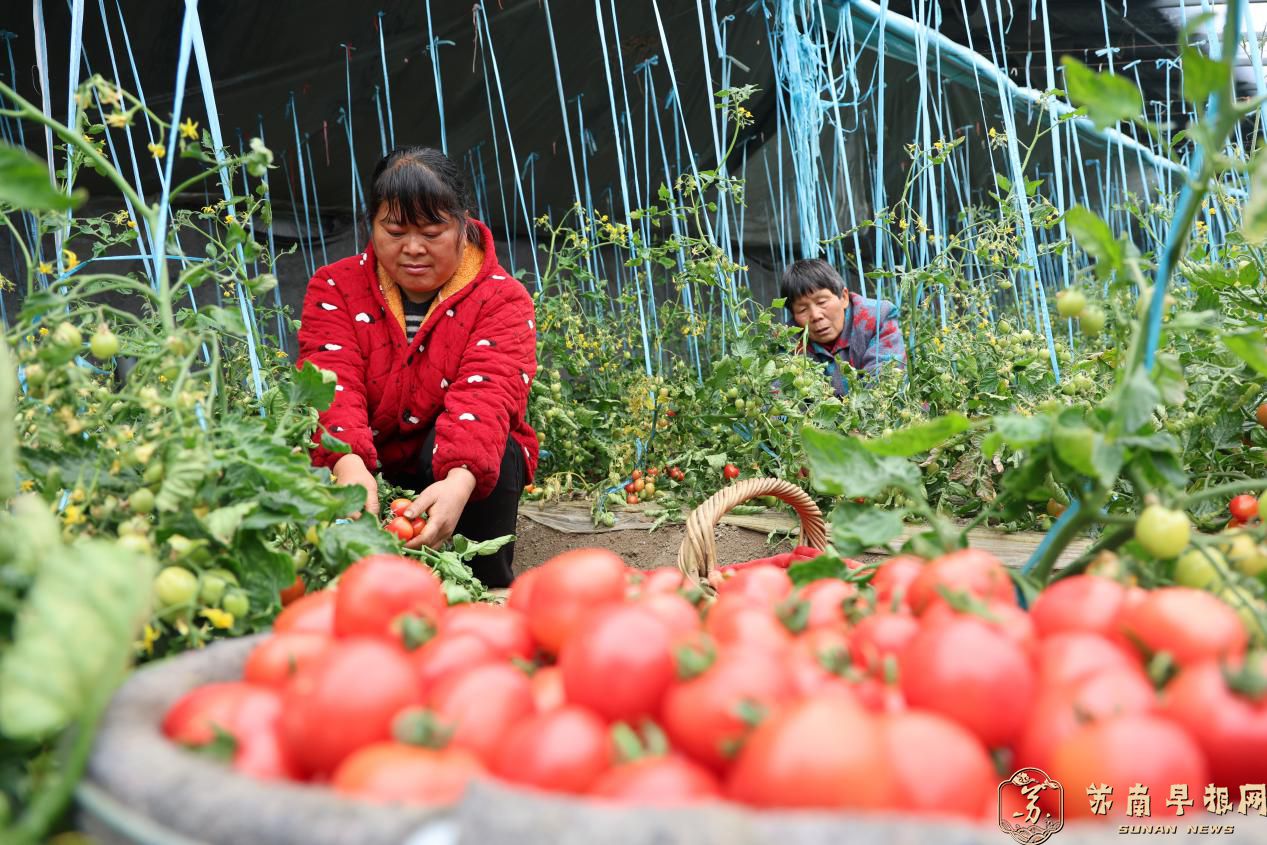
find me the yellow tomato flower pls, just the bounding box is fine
[62,249,79,270]
[127,220,137,228]
[148,142,166,159]
[38,327,49,337]
[104,111,130,128]
[200,608,235,630]
[179,117,199,140]
[224,213,236,224]
[38,261,53,275]
[138,624,160,655]
[62,505,86,526]
[19,479,34,492]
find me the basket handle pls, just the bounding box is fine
[676,477,827,583]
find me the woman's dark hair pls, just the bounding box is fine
[779,258,846,305]
[365,146,478,240]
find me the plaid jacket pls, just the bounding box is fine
[800,292,906,397]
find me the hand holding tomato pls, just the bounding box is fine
[332,454,379,518]
[403,468,476,549]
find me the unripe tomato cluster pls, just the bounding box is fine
[1054,286,1106,336]
[622,465,683,505]
[162,546,1262,818]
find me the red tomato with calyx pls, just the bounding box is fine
[1014,668,1156,772]
[881,710,995,818]
[921,600,1036,657]
[280,574,306,606]
[333,555,446,641]
[1160,655,1267,789]
[703,594,793,654]
[163,682,281,747]
[491,706,612,793]
[273,589,336,636]
[389,498,412,518]
[525,547,627,654]
[385,516,414,541]
[722,463,740,480]
[637,592,702,640]
[868,555,925,611]
[243,633,333,688]
[635,566,687,596]
[530,665,566,712]
[589,754,721,804]
[715,565,793,609]
[1050,715,1209,819]
[506,566,540,613]
[906,548,1016,615]
[332,742,485,805]
[797,578,858,629]
[410,632,502,692]
[560,604,676,722]
[1034,632,1142,690]
[1230,494,1259,524]
[427,663,535,764]
[852,676,905,714]
[899,616,1035,749]
[1029,575,1127,640]
[437,602,534,661]
[279,638,423,777]
[1117,586,1247,666]
[725,695,895,810]
[848,612,919,674]
[660,650,798,773]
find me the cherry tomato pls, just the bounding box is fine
[524,547,627,654]
[1257,402,1267,430]
[1134,504,1191,559]
[906,548,1017,616]
[559,604,676,722]
[385,516,414,541]
[725,696,895,810]
[1160,654,1267,790]
[411,516,427,536]
[1116,586,1247,666]
[627,494,639,505]
[332,742,484,804]
[333,554,446,641]
[631,469,643,482]
[389,498,412,518]
[1230,494,1259,524]
[491,706,612,793]
[437,602,534,660]
[280,574,306,606]
[589,755,721,804]
[279,638,424,777]
[427,663,535,764]
[243,632,333,688]
[273,589,336,636]
[722,463,740,480]
[154,566,198,609]
[881,710,995,818]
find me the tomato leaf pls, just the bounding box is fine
[828,502,906,557]
[1223,331,1267,378]
[1061,57,1143,130]
[0,142,85,211]
[289,360,338,413]
[155,447,210,513]
[317,517,398,572]
[862,413,971,457]
[200,501,258,546]
[787,554,851,585]
[1063,205,1124,279]
[1112,369,1161,434]
[802,426,923,500]
[1181,46,1231,105]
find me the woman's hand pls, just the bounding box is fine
[404,468,477,549]
[332,454,379,518]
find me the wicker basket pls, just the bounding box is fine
[676,477,828,584]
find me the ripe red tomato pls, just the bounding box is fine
[524,547,627,654]
[636,592,702,640]
[333,555,446,641]
[1230,494,1259,524]
[881,710,995,818]
[848,612,919,674]
[1014,668,1156,772]
[906,548,1017,615]
[1029,575,1126,640]
[899,616,1035,749]
[427,663,535,764]
[389,498,412,518]
[279,639,423,776]
[722,463,740,480]
[1257,402,1267,430]
[411,516,427,536]
[703,594,793,653]
[626,494,639,505]
[797,578,858,629]
[243,632,333,688]
[280,574,306,606]
[725,696,895,810]
[660,650,798,773]
[631,469,643,481]
[1034,632,1142,690]
[491,705,612,793]
[868,555,925,610]
[714,565,793,608]
[635,566,687,596]
[506,566,540,613]
[232,724,303,781]
[589,754,721,804]
[921,600,1037,657]
[530,665,566,712]
[163,682,281,747]
[1160,654,1267,789]
[410,632,502,692]
[1050,715,1209,819]
[1117,586,1247,666]
[332,742,484,804]
[385,516,415,541]
[273,589,336,636]
[437,602,534,661]
[851,676,905,714]
[559,604,676,721]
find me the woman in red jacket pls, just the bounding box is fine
[298,146,538,587]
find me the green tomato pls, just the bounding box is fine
[154,566,198,608]
[51,322,83,349]
[221,589,249,618]
[117,534,153,555]
[1223,533,1267,578]
[1055,288,1087,319]
[199,573,228,606]
[128,488,156,515]
[1134,504,1191,559]
[90,326,120,359]
[1078,306,1106,336]
[1173,547,1226,590]
[143,461,165,485]
[23,363,45,388]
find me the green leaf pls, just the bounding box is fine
[200,502,258,546]
[1064,206,1124,279]
[1113,369,1161,434]
[319,433,351,455]
[155,448,210,513]
[317,518,398,572]
[992,414,1052,450]
[1242,150,1267,244]
[1181,46,1231,104]
[787,554,850,586]
[1061,57,1144,130]
[289,361,337,413]
[801,426,922,499]
[829,502,906,557]
[0,142,85,211]
[863,413,971,457]
[0,537,153,740]
[1223,332,1267,378]
[1154,353,1188,406]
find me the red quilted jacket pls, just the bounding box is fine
[297,219,538,500]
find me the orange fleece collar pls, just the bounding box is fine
[376,241,486,335]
